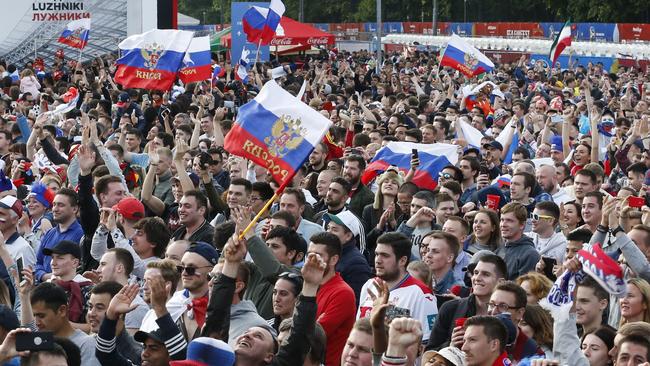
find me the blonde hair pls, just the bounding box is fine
[516,272,553,302]
[620,278,650,327]
[407,260,431,289]
[372,170,403,210]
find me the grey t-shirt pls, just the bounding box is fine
[125,294,150,330]
[69,329,101,366]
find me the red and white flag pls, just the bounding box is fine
[549,21,572,67]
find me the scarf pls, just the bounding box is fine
[55,279,92,323]
[187,296,209,328]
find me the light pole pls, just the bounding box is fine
[463,0,467,23]
[299,0,304,22]
[376,0,382,75]
[432,0,438,35]
[202,11,206,25]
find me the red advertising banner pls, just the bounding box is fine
[474,22,544,38]
[617,24,650,42]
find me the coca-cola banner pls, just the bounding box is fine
[575,23,618,42]
[617,23,650,42]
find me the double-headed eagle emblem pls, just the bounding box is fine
[140,43,166,70]
[264,115,306,158]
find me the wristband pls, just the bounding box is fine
[596,225,608,234]
[611,226,625,237]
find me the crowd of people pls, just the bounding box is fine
[0,43,645,366]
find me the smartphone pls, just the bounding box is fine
[411,148,419,160]
[16,332,55,352]
[551,114,563,123]
[224,100,235,109]
[16,257,23,284]
[542,257,557,281]
[628,196,645,208]
[142,94,149,102]
[479,163,490,176]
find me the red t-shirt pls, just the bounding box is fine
[317,273,357,366]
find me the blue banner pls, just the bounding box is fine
[231,2,270,67]
[448,23,473,36]
[529,54,615,72]
[575,23,618,42]
[540,22,565,39]
[312,23,330,32]
[383,22,403,33]
[364,23,376,33]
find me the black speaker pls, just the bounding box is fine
[157,0,177,29]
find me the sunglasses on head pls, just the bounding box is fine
[279,271,303,281]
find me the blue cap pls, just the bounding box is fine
[483,141,503,151]
[550,135,563,152]
[187,242,219,266]
[0,304,19,331]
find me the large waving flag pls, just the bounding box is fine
[242,0,286,45]
[58,18,91,49]
[440,34,494,77]
[114,29,193,91]
[457,118,484,148]
[496,118,519,164]
[549,21,572,68]
[224,80,332,188]
[362,142,459,190]
[178,36,212,84]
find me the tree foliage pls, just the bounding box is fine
[178,0,650,25]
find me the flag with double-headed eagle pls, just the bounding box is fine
[224,80,332,189]
[114,29,193,91]
[58,18,91,49]
[440,34,494,77]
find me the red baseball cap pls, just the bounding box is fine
[112,197,144,221]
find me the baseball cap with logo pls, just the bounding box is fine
[116,92,130,108]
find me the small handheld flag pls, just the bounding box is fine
[179,36,212,84]
[440,34,494,77]
[236,48,250,83]
[114,29,193,91]
[549,21,572,68]
[242,0,286,45]
[58,18,91,50]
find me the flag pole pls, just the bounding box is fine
[237,173,293,240]
[78,47,83,64]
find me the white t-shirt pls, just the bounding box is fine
[357,275,438,342]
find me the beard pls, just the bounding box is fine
[379,266,401,282]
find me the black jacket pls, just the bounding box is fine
[426,294,478,351]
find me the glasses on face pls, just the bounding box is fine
[487,302,520,313]
[438,172,453,180]
[249,196,262,202]
[530,213,555,221]
[177,265,212,276]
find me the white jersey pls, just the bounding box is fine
[357,275,437,342]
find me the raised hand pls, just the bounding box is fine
[223,232,247,263]
[386,318,423,357]
[77,144,96,175]
[231,205,253,239]
[148,274,169,315]
[301,252,326,287]
[369,278,390,329]
[174,139,190,161]
[148,143,160,166]
[0,328,32,361]
[106,283,139,320]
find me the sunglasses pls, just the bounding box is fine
[530,213,554,221]
[438,172,453,180]
[279,271,303,281]
[177,265,212,276]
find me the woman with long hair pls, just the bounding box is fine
[519,304,554,357]
[464,209,503,256]
[619,278,650,326]
[560,201,584,236]
[581,326,616,366]
[363,168,404,260]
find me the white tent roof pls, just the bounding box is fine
[178,12,200,26]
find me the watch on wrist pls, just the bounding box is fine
[611,226,625,237]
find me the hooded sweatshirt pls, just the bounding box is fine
[228,299,276,348]
[504,235,540,280]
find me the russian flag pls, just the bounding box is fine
[114,29,193,91]
[44,87,79,116]
[178,36,212,84]
[496,118,519,164]
[457,118,484,148]
[236,49,250,83]
[58,18,91,50]
[361,142,459,190]
[242,0,285,45]
[440,34,494,77]
[224,80,332,188]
